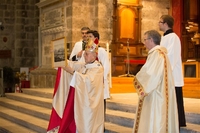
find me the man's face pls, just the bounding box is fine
[158,18,165,31]
[87,33,95,41]
[143,34,151,50]
[84,51,96,64]
[81,30,88,41]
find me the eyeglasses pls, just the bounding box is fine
[159,21,165,24]
[143,38,150,42]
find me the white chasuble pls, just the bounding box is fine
[133,46,179,133]
[71,61,104,133]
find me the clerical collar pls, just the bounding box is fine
[163,29,173,36]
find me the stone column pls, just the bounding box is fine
[97,0,113,47]
[31,0,68,88]
[141,0,170,37]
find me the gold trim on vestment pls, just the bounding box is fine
[133,49,170,133]
[158,49,169,133]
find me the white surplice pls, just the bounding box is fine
[133,46,179,133]
[69,41,82,60]
[160,33,184,86]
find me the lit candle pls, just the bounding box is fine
[106,42,112,88]
[106,42,109,55]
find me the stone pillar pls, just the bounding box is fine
[98,0,113,47]
[31,0,68,88]
[0,0,39,69]
[14,0,39,68]
[141,0,170,37]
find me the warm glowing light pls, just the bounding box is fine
[120,8,135,39]
[118,0,138,4]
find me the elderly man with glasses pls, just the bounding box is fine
[133,30,179,133]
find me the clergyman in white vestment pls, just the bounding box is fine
[133,30,179,133]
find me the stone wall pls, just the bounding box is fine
[98,0,113,47]
[0,0,39,70]
[141,0,170,38]
[71,0,113,48]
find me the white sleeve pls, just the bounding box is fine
[98,47,110,79]
[161,34,181,71]
[69,41,82,60]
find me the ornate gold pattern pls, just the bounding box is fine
[133,78,146,99]
[133,49,169,133]
[133,99,144,133]
[133,78,145,133]
[158,49,169,132]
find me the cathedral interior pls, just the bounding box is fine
[0,0,199,88]
[0,0,199,132]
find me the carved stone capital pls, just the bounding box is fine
[36,0,60,8]
[41,26,65,35]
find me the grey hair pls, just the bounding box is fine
[144,30,161,45]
